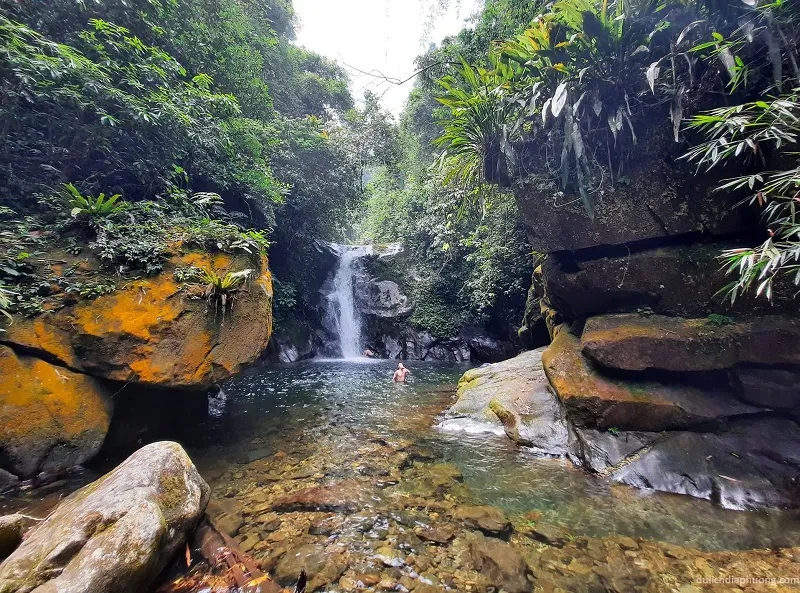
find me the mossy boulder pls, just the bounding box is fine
[541,329,759,431]
[0,345,112,479]
[445,348,572,455]
[2,249,273,390]
[581,314,800,372]
[0,441,209,593]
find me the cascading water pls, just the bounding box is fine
[328,245,369,359]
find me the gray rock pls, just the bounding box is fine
[610,418,800,510]
[570,429,659,473]
[735,367,800,410]
[0,470,19,494]
[541,245,797,320]
[356,280,412,318]
[0,441,209,593]
[513,131,747,253]
[0,515,27,560]
[447,348,580,456]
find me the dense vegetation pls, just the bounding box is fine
[428,0,800,300]
[0,0,360,322]
[2,0,797,338]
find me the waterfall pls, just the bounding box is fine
[328,245,368,359]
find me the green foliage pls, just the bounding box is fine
[195,266,254,314]
[63,184,124,220]
[706,314,735,326]
[686,91,800,302]
[435,60,520,188]
[271,276,298,325]
[434,0,800,217]
[0,286,14,329]
[410,276,465,340]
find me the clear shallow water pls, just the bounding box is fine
[186,360,800,552]
[3,359,799,553]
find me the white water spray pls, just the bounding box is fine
[329,245,369,359]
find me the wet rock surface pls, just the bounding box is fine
[581,313,800,372]
[446,348,571,455]
[542,330,759,431]
[0,441,209,593]
[189,420,800,593]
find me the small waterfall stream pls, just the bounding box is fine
[328,245,369,359]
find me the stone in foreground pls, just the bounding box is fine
[610,418,800,510]
[446,348,572,455]
[0,441,209,593]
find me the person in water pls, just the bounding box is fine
[392,362,411,383]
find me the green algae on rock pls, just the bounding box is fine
[0,441,209,593]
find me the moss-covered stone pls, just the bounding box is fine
[2,248,273,390]
[581,313,800,372]
[0,441,209,593]
[541,329,759,431]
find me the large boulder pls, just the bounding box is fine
[0,345,112,479]
[581,314,800,372]
[355,279,412,318]
[445,348,572,455]
[541,244,795,320]
[513,130,747,253]
[609,418,800,510]
[2,249,273,390]
[541,330,760,431]
[0,441,209,593]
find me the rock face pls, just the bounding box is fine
[541,331,759,431]
[541,245,797,320]
[609,418,800,509]
[0,345,113,479]
[581,314,800,372]
[445,348,571,455]
[0,441,209,593]
[3,249,272,389]
[513,128,747,253]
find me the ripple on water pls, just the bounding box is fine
[3,359,799,554]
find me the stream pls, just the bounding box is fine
[4,359,800,591]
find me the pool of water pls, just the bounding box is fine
[4,359,800,554]
[182,359,800,552]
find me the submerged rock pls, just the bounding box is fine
[464,531,531,593]
[581,313,800,372]
[0,345,113,479]
[453,506,511,537]
[2,249,273,390]
[447,348,572,455]
[542,330,759,431]
[0,441,209,593]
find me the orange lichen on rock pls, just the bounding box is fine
[2,249,274,390]
[0,345,113,478]
[542,329,758,432]
[1,317,81,369]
